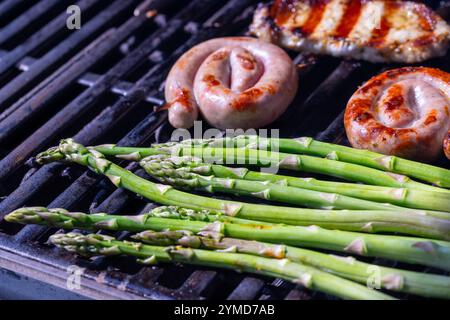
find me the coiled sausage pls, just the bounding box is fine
[164,37,298,129]
[345,67,450,161]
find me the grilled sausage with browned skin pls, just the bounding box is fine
[345,67,450,162]
[164,37,298,129]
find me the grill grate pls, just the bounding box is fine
[0,0,449,300]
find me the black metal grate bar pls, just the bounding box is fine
[0,0,134,113]
[0,0,23,22]
[227,277,265,300]
[289,60,368,137]
[0,0,62,46]
[0,29,127,174]
[0,0,99,76]
[0,1,164,181]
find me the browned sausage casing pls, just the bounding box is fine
[164,37,298,129]
[345,67,450,162]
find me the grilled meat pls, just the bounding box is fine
[250,0,450,63]
[164,37,298,129]
[344,67,450,161]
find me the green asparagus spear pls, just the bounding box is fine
[133,229,450,299]
[90,142,450,212]
[154,136,450,188]
[7,206,450,271]
[90,143,445,192]
[140,154,450,217]
[140,154,404,210]
[35,139,450,239]
[90,142,450,209]
[49,232,394,300]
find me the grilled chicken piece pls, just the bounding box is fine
[250,0,450,63]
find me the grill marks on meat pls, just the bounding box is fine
[344,67,450,161]
[366,1,396,48]
[270,0,295,26]
[250,0,450,63]
[333,0,362,39]
[296,0,327,36]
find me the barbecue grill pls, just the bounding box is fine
[0,0,448,300]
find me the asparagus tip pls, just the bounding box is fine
[5,207,51,224]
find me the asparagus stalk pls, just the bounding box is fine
[92,143,450,212]
[133,229,450,299]
[7,206,450,271]
[140,154,450,217]
[140,154,404,211]
[90,143,444,193]
[156,136,450,188]
[49,232,394,300]
[5,206,263,227]
[246,173,450,214]
[35,139,450,239]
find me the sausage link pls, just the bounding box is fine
[344,67,450,161]
[164,37,298,129]
[444,131,450,160]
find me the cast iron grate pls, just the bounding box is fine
[0,0,448,300]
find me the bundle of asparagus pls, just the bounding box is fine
[139,154,450,216]
[8,205,450,270]
[6,206,450,299]
[12,136,448,300]
[34,139,450,240]
[140,154,450,214]
[91,140,447,192]
[151,135,450,188]
[49,232,393,300]
[140,154,404,211]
